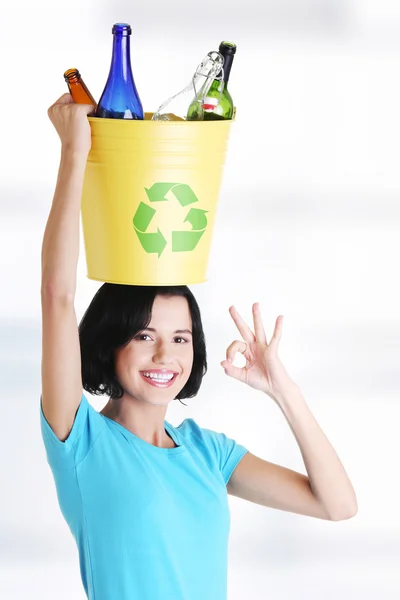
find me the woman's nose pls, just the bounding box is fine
[152,342,174,364]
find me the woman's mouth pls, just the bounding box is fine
[139,370,178,388]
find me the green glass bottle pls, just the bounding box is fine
[187,41,236,121]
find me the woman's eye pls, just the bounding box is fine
[174,337,188,344]
[136,334,151,341]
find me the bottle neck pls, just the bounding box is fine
[221,53,234,84]
[67,75,80,85]
[110,34,133,81]
[64,69,81,84]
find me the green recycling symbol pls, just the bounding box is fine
[132,183,208,257]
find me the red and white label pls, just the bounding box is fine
[202,98,218,112]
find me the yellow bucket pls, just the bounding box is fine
[81,113,233,286]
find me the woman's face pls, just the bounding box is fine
[115,295,194,406]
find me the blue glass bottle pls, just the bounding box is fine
[96,23,144,120]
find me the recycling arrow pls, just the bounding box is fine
[133,183,208,257]
[144,183,178,203]
[132,201,167,257]
[145,183,199,207]
[184,208,208,230]
[133,201,155,231]
[172,230,205,252]
[172,207,208,252]
[135,228,167,256]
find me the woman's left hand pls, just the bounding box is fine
[221,303,297,402]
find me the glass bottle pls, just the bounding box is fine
[64,68,97,112]
[187,41,236,121]
[152,51,224,121]
[96,23,144,120]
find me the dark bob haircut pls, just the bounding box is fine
[78,284,207,403]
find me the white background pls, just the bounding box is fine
[1,0,399,598]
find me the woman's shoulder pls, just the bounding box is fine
[172,417,227,446]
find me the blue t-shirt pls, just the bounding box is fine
[40,394,248,600]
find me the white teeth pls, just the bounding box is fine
[142,372,174,381]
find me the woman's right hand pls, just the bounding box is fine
[47,93,95,157]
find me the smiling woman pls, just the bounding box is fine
[40,282,249,600]
[78,285,206,405]
[40,92,357,600]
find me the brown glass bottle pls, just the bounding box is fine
[64,68,97,111]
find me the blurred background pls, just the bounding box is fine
[1,0,400,598]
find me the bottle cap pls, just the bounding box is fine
[112,23,132,35]
[219,41,237,56]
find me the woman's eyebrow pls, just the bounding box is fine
[145,327,192,335]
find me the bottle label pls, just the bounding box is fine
[202,98,218,112]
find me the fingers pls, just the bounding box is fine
[221,360,247,383]
[57,93,75,105]
[48,94,73,120]
[229,305,255,343]
[221,341,247,383]
[225,339,247,363]
[252,302,267,345]
[48,93,94,117]
[47,92,93,155]
[50,93,74,108]
[76,103,97,115]
[270,315,284,346]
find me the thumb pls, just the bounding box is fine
[221,359,246,383]
[78,103,96,116]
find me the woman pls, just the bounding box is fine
[41,93,358,600]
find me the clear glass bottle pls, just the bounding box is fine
[187,41,236,121]
[152,51,224,121]
[96,23,144,120]
[64,69,97,113]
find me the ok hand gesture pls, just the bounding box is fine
[221,304,297,403]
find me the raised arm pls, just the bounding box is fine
[41,93,94,441]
